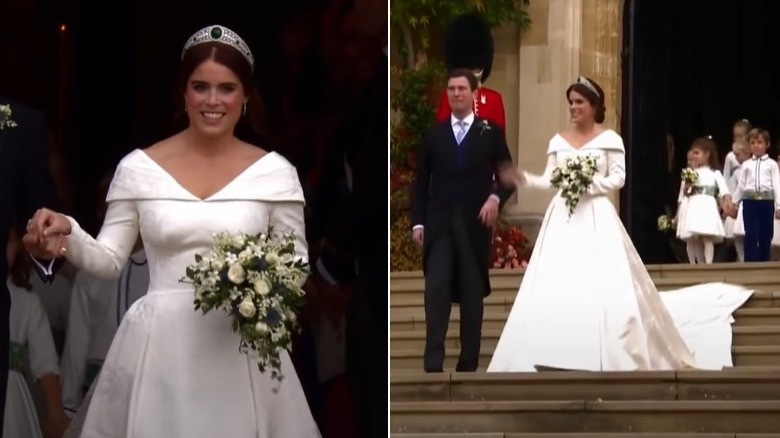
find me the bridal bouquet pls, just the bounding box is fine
[550,154,599,217]
[182,229,310,390]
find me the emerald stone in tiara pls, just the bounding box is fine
[181,25,255,71]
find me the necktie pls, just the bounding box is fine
[455,121,467,144]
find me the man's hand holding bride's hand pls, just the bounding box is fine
[23,208,72,259]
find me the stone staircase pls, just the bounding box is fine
[389,263,780,437]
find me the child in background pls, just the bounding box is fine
[4,230,70,438]
[770,146,780,260]
[725,140,751,262]
[677,137,732,264]
[724,119,752,181]
[731,128,780,262]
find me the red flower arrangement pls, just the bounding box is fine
[491,220,532,270]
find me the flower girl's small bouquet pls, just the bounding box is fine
[550,154,599,217]
[182,229,310,390]
[657,214,676,233]
[681,167,698,195]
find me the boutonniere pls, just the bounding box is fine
[479,120,492,136]
[0,104,18,130]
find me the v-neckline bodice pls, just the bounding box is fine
[136,149,276,202]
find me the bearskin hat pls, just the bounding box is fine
[444,14,495,83]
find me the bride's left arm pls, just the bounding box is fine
[269,200,309,276]
[587,150,626,195]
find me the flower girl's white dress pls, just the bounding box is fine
[60,150,321,437]
[488,130,752,372]
[676,166,729,242]
[5,282,60,438]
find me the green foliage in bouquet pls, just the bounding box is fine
[182,229,309,390]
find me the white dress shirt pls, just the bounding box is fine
[733,154,780,209]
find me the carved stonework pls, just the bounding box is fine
[579,0,623,131]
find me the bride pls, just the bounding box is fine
[23,25,321,437]
[490,76,752,372]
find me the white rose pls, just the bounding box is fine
[238,249,253,264]
[255,322,269,334]
[253,278,271,295]
[285,310,297,324]
[231,235,246,248]
[238,299,256,318]
[227,263,246,284]
[265,252,279,265]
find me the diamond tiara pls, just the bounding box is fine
[574,76,600,98]
[181,25,254,70]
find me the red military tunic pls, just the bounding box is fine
[435,86,507,136]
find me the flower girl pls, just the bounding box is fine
[676,137,733,264]
[724,140,750,262]
[4,231,69,438]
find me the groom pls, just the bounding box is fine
[412,69,514,372]
[0,94,61,434]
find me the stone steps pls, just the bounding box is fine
[389,346,780,369]
[390,400,780,434]
[390,289,780,312]
[389,264,780,435]
[390,370,780,402]
[388,263,780,290]
[392,434,780,438]
[390,326,780,349]
[390,308,780,331]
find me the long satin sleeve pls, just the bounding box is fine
[522,154,557,190]
[65,200,140,279]
[269,200,310,286]
[587,150,626,195]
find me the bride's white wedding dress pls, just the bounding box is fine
[60,150,321,437]
[488,130,752,372]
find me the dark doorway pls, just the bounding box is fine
[621,0,780,263]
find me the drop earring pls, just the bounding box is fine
[242,101,247,115]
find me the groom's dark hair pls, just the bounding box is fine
[448,68,478,91]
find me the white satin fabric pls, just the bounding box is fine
[488,131,752,372]
[61,150,321,437]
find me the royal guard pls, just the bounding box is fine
[435,13,507,135]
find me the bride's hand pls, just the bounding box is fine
[23,208,72,259]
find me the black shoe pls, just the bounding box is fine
[455,363,477,373]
